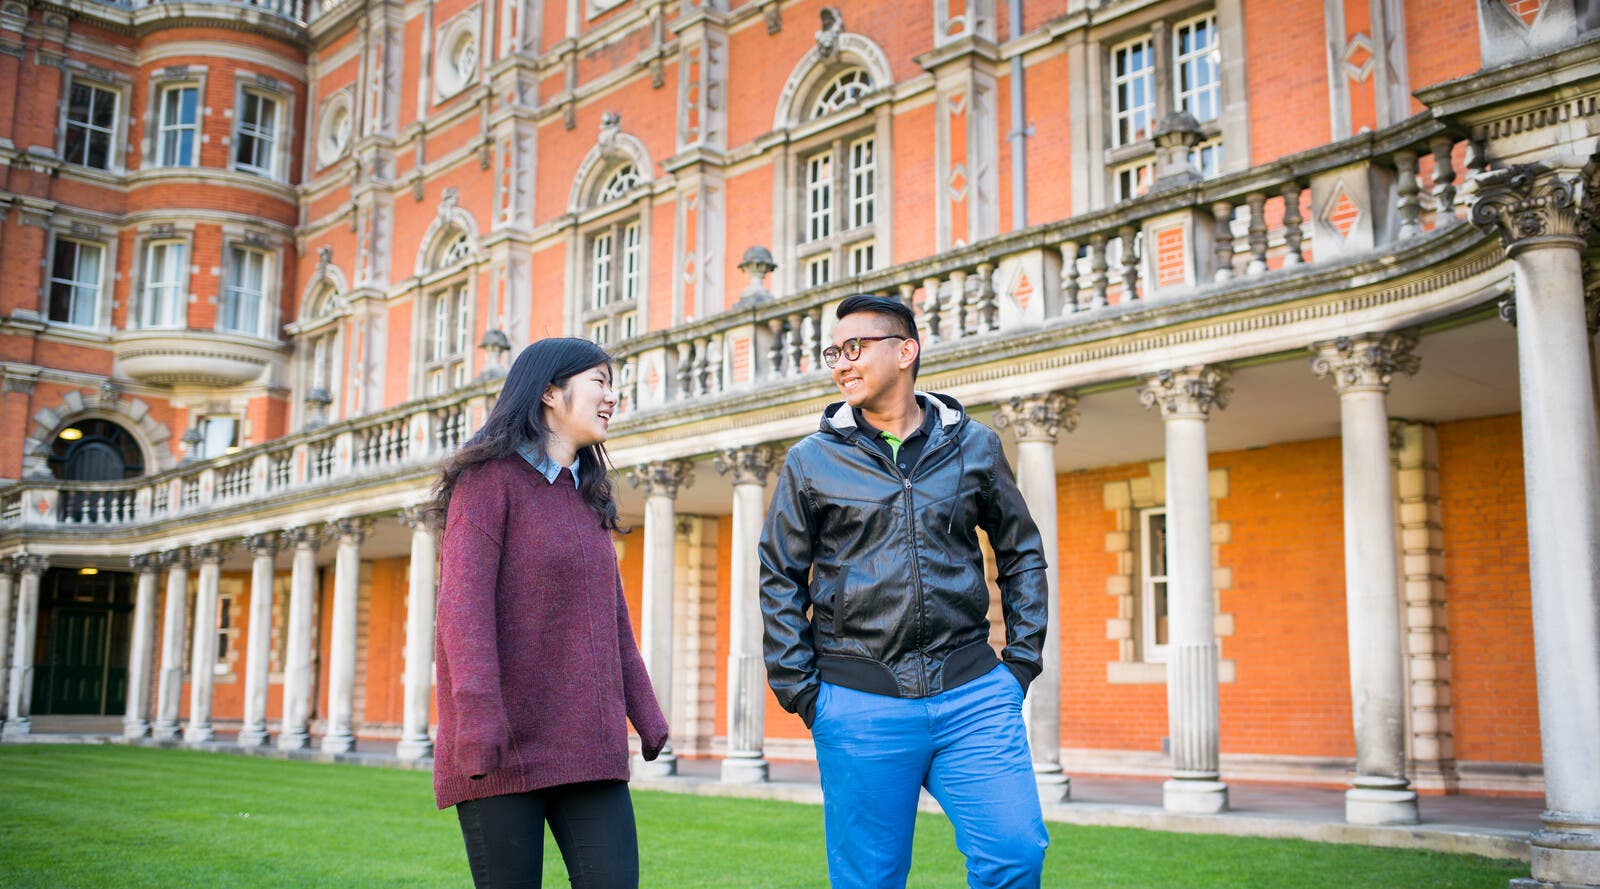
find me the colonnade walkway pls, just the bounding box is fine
[10,716,1536,863]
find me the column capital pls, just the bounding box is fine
[129,553,162,573]
[713,445,776,486]
[398,504,438,530]
[1139,366,1231,420]
[242,534,280,558]
[994,391,1079,443]
[158,548,191,570]
[1469,164,1584,256]
[1311,332,1420,395]
[327,517,374,544]
[11,553,49,575]
[282,526,324,551]
[190,541,233,565]
[629,459,695,498]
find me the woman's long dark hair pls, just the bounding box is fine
[428,338,623,531]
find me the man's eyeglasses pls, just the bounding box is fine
[822,335,908,368]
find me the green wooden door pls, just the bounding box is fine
[35,607,126,715]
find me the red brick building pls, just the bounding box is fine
[2,0,1598,882]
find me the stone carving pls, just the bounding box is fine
[816,7,843,58]
[713,446,775,486]
[1469,163,1580,249]
[628,459,694,498]
[1139,366,1231,419]
[1311,332,1421,393]
[994,392,1079,442]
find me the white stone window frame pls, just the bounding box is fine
[1104,463,1235,685]
[1094,5,1245,211]
[44,225,116,332]
[146,68,208,170]
[230,74,293,181]
[315,88,355,170]
[794,128,880,290]
[288,267,351,429]
[130,226,196,330]
[433,7,483,104]
[772,37,895,295]
[568,132,655,343]
[219,237,280,340]
[59,71,129,174]
[412,222,481,397]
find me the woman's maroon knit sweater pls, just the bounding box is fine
[433,455,668,809]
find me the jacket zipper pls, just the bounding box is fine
[849,430,957,698]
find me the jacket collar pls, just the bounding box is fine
[822,391,966,439]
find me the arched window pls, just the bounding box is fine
[595,163,640,205]
[809,68,873,120]
[49,418,146,481]
[435,231,471,271]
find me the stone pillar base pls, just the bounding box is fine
[182,725,214,744]
[1163,779,1228,814]
[152,722,181,742]
[2,718,30,739]
[1346,786,1420,825]
[321,732,355,754]
[396,739,434,762]
[122,720,150,741]
[1035,767,1071,804]
[720,755,769,784]
[235,727,270,748]
[1517,821,1600,888]
[634,751,677,778]
[276,730,310,751]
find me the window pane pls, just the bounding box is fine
[235,93,278,175]
[849,242,874,277]
[159,87,198,166]
[1175,15,1221,123]
[621,222,641,303]
[849,137,875,230]
[806,255,831,288]
[454,287,470,354]
[222,247,267,336]
[1112,38,1154,146]
[591,231,613,309]
[142,242,186,327]
[49,240,103,327]
[65,83,116,170]
[806,152,833,242]
[809,68,874,119]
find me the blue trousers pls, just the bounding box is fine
[812,664,1049,889]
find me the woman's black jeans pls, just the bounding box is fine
[455,780,639,889]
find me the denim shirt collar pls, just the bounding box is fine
[517,443,581,488]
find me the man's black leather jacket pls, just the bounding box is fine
[758,392,1050,726]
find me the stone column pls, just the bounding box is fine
[1472,166,1600,889]
[994,391,1079,804]
[629,459,694,777]
[1140,367,1230,814]
[2,555,47,739]
[153,550,191,741]
[322,518,371,754]
[1313,333,1422,825]
[278,527,322,751]
[237,534,280,747]
[0,565,15,731]
[713,446,775,784]
[396,506,437,761]
[123,554,162,739]
[185,542,231,743]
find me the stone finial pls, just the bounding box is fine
[181,427,204,463]
[478,328,512,379]
[735,246,778,306]
[1152,111,1204,191]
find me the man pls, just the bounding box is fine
[758,293,1051,889]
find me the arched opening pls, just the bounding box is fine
[49,418,146,481]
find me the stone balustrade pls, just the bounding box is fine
[0,120,1470,533]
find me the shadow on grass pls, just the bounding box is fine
[0,745,1527,888]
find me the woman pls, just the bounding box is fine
[429,337,669,889]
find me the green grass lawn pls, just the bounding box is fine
[0,744,1525,888]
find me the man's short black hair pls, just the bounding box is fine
[836,293,921,378]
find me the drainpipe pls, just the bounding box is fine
[1008,0,1029,230]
